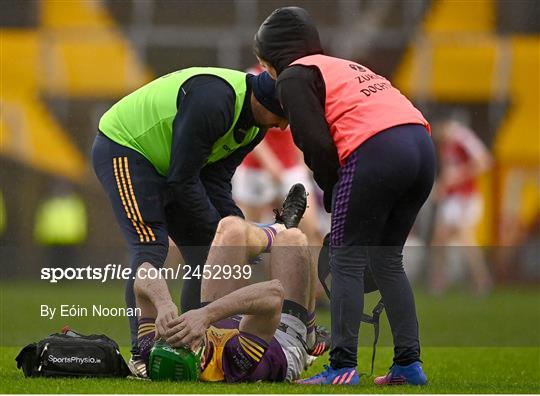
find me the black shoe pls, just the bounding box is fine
[274,183,307,228]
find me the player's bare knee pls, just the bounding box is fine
[274,228,308,247]
[214,216,247,245]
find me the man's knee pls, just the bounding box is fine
[274,228,308,247]
[131,241,168,270]
[370,246,405,278]
[272,229,311,275]
[213,216,247,246]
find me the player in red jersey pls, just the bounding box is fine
[233,64,324,246]
[430,118,493,295]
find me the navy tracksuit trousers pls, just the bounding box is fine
[329,124,436,368]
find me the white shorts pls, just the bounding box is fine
[438,194,483,228]
[233,165,314,206]
[274,313,309,382]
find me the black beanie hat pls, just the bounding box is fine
[254,7,323,74]
[250,71,285,118]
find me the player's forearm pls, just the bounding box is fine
[202,280,284,323]
[136,271,174,310]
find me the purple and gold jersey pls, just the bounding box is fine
[200,318,287,382]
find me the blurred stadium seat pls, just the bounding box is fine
[1,0,150,183]
[1,30,86,181]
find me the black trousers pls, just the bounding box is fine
[91,132,211,354]
[329,124,436,368]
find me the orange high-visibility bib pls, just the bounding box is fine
[290,54,430,165]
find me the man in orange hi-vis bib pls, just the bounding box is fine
[254,7,436,386]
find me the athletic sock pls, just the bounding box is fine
[261,226,278,253]
[307,311,316,333]
[282,299,308,325]
[306,311,316,348]
[137,317,156,364]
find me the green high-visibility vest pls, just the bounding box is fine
[34,194,88,246]
[99,67,260,176]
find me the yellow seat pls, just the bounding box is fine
[1,96,86,181]
[495,36,540,165]
[40,0,150,97]
[424,0,495,34]
[0,31,82,180]
[396,35,500,101]
[41,31,150,97]
[1,30,39,97]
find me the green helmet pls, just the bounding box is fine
[148,341,203,381]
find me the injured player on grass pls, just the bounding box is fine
[131,184,330,382]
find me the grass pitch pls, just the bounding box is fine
[1,346,538,393]
[1,281,539,393]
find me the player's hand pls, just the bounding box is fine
[154,301,179,340]
[165,308,209,350]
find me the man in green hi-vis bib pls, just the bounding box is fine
[91,67,287,374]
